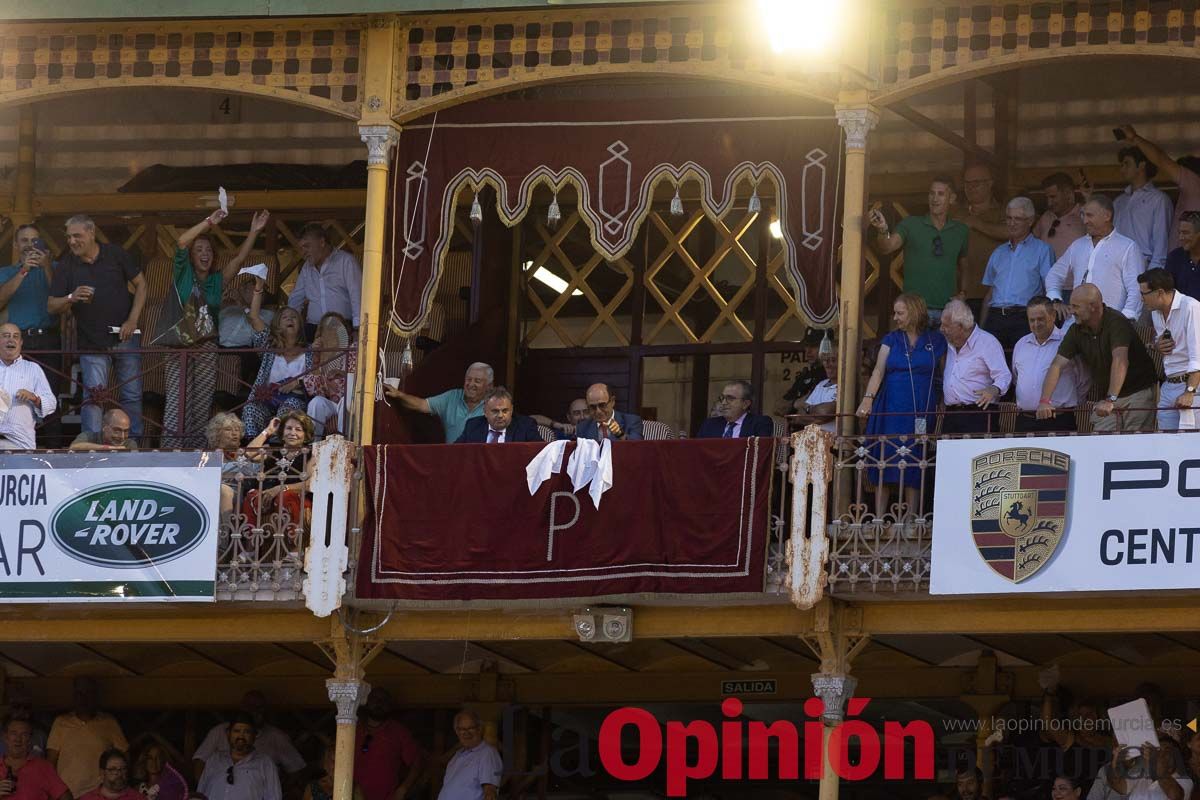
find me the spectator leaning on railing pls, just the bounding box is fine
[1012,297,1088,433]
[384,362,494,443]
[575,382,643,441]
[939,299,1012,435]
[48,214,147,438]
[70,408,137,452]
[161,209,269,448]
[792,347,838,433]
[1037,283,1157,432]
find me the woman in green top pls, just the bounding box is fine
[163,208,269,447]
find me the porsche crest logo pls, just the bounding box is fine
[971,448,1070,583]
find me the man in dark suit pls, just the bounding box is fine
[455,387,541,443]
[696,380,775,438]
[574,382,643,441]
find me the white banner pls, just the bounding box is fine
[0,452,222,602]
[932,434,1200,594]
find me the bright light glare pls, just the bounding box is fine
[769,219,783,239]
[523,260,583,296]
[757,0,841,55]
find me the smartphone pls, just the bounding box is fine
[1113,127,1127,141]
[32,237,49,254]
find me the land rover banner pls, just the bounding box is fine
[932,434,1200,594]
[0,452,222,602]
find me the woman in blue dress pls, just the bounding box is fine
[856,292,947,520]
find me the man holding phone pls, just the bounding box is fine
[0,223,63,445]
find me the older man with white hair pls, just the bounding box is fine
[981,196,1056,351]
[384,361,494,442]
[1044,194,1145,321]
[939,300,1012,434]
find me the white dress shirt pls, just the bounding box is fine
[1045,230,1145,319]
[287,248,363,327]
[804,379,838,433]
[1012,327,1088,410]
[944,325,1012,405]
[1152,289,1200,377]
[0,356,55,449]
[722,412,747,438]
[487,427,507,443]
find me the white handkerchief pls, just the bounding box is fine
[218,186,229,213]
[525,439,569,496]
[0,388,10,422]
[237,263,269,280]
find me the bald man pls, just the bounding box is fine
[70,408,137,451]
[1036,283,1157,432]
[574,383,643,441]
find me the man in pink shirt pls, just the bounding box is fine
[0,716,70,800]
[1033,172,1086,261]
[938,299,1012,434]
[354,689,424,800]
[77,751,139,800]
[1119,124,1200,249]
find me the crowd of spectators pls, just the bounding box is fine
[0,682,500,800]
[0,213,359,453]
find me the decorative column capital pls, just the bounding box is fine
[811,672,858,725]
[834,107,879,153]
[326,678,370,725]
[359,125,401,166]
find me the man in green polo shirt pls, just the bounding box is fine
[869,177,970,321]
[1036,283,1157,432]
[384,361,493,442]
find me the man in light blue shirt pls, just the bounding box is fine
[980,197,1055,351]
[1114,145,1174,269]
[438,710,502,800]
[384,362,493,442]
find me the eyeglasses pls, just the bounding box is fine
[1047,218,1061,237]
[1139,288,1158,296]
[361,734,374,754]
[585,402,609,411]
[932,235,944,257]
[719,393,742,403]
[226,766,235,786]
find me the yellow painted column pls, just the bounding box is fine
[355,124,400,445]
[833,99,879,437]
[324,626,381,800]
[11,105,36,237]
[812,672,858,800]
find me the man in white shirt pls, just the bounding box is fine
[1087,743,1192,800]
[0,323,56,449]
[792,350,838,433]
[1045,194,1146,321]
[1011,296,1088,432]
[1138,268,1200,430]
[287,223,363,339]
[191,691,304,783]
[939,300,1012,434]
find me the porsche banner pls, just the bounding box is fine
[931,435,1200,594]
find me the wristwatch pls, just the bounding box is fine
[1187,386,1197,393]
[1106,394,1119,402]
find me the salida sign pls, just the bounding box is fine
[599,697,934,796]
[0,454,221,602]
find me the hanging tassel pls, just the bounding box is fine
[469,192,483,225]
[670,187,684,217]
[547,193,562,228]
[401,339,414,375]
[818,330,834,356]
[748,186,762,214]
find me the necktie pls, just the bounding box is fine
[723,422,736,438]
[487,430,500,443]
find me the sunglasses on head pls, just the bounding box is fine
[932,235,944,257]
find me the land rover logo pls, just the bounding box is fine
[50,482,210,568]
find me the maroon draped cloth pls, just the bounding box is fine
[357,438,773,603]
[387,98,841,332]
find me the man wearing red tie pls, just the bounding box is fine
[455,387,541,443]
[574,382,643,441]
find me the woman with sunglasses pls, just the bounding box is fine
[856,292,947,520]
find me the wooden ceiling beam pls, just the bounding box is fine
[887,100,998,168]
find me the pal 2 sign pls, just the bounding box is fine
[0,452,221,602]
[932,434,1200,594]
